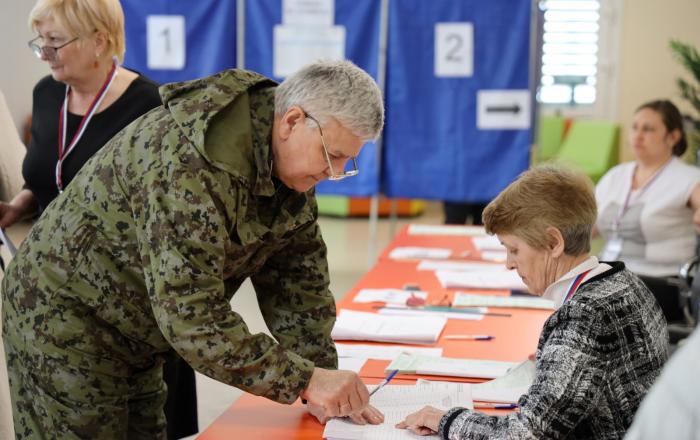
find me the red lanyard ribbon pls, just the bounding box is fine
[563,269,592,304]
[56,58,118,192]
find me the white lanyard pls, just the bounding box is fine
[611,158,672,234]
[56,56,119,192]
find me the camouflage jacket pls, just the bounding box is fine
[3,69,338,404]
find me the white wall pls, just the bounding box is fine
[0,0,50,138]
[616,0,700,161]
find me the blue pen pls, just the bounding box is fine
[369,369,399,397]
[475,403,518,410]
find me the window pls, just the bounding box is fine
[538,0,601,107]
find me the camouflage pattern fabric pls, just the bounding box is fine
[2,69,338,439]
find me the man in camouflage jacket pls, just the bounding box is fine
[2,60,384,439]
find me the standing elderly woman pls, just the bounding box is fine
[0,0,200,438]
[3,59,385,439]
[596,100,700,324]
[397,165,668,439]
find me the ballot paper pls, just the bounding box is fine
[415,360,534,404]
[408,224,487,237]
[388,246,452,260]
[386,352,516,379]
[331,310,446,345]
[472,235,505,251]
[377,306,486,321]
[352,289,428,305]
[471,359,535,403]
[338,357,367,373]
[417,260,507,272]
[335,343,443,360]
[0,228,17,257]
[453,293,554,310]
[323,383,473,440]
[436,270,527,290]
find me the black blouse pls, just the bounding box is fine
[23,73,162,211]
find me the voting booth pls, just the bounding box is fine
[121,0,535,207]
[121,0,237,84]
[382,0,533,203]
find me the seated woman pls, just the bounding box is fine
[595,100,700,323]
[397,165,668,439]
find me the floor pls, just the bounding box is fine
[0,200,445,439]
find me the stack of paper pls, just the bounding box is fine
[415,360,534,404]
[388,246,452,260]
[377,305,486,321]
[335,344,443,360]
[386,353,516,379]
[480,251,507,262]
[471,359,535,403]
[324,382,473,440]
[435,270,527,290]
[352,289,428,305]
[472,236,505,251]
[408,224,487,236]
[417,260,507,272]
[453,293,553,310]
[331,310,447,345]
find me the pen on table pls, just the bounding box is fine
[374,305,512,318]
[369,369,399,397]
[444,335,495,341]
[474,403,518,409]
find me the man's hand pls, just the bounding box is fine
[300,368,370,418]
[395,405,446,436]
[307,402,384,425]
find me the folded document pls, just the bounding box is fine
[331,310,446,345]
[386,352,516,379]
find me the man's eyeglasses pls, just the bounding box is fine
[304,112,359,181]
[28,36,79,62]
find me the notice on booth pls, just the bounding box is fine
[477,90,531,130]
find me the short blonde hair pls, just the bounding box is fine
[483,165,596,255]
[29,0,126,62]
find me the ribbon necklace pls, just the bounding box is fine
[56,56,119,192]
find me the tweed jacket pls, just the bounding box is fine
[439,262,668,439]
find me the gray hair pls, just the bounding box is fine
[274,60,384,141]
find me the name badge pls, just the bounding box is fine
[600,237,623,261]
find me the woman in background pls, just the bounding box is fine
[596,100,700,324]
[0,0,196,438]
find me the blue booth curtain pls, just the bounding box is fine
[122,0,237,84]
[383,0,532,202]
[245,0,383,197]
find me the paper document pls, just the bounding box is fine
[377,306,485,321]
[408,224,487,236]
[415,359,534,404]
[388,246,451,260]
[353,289,428,305]
[331,310,446,345]
[453,293,553,310]
[338,357,367,373]
[335,343,442,360]
[472,236,505,251]
[471,359,535,403]
[436,270,527,290]
[0,228,17,257]
[386,353,516,379]
[417,260,507,272]
[480,251,507,262]
[324,383,472,440]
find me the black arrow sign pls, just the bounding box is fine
[486,104,521,114]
